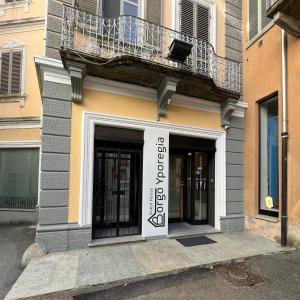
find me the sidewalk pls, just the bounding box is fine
[5,232,289,299]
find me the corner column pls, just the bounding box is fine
[35,58,91,253]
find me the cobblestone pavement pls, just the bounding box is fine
[0,225,35,300]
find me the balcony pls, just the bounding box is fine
[267,0,300,37]
[60,5,240,120]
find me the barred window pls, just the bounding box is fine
[0,50,23,96]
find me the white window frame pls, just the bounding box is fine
[174,0,216,49]
[247,0,274,45]
[0,40,26,106]
[0,141,41,208]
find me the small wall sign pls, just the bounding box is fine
[265,196,274,209]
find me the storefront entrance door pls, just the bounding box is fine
[93,148,142,239]
[169,155,185,221]
[169,152,215,225]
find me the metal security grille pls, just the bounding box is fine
[93,148,142,239]
[0,196,37,209]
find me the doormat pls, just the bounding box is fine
[176,236,217,247]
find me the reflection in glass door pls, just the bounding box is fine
[194,152,208,223]
[169,155,185,220]
[169,151,213,225]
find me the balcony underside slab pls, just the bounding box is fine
[61,51,240,103]
[267,0,300,36]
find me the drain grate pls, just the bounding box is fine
[176,236,217,247]
[214,262,264,287]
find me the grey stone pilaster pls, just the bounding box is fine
[46,0,73,59]
[223,116,245,232]
[36,80,72,251]
[225,0,243,99]
[37,79,92,252]
[223,0,244,232]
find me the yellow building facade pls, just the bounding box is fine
[0,0,45,223]
[33,0,246,253]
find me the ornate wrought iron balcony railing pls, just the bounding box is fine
[61,5,240,94]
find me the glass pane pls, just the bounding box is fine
[194,152,208,221]
[0,148,39,209]
[120,153,131,223]
[249,0,258,40]
[169,156,183,219]
[260,97,279,211]
[186,153,192,220]
[104,153,118,224]
[261,0,272,29]
[123,2,138,16]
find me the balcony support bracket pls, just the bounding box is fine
[157,76,180,120]
[65,60,86,103]
[221,99,238,129]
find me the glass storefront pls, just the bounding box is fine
[259,96,279,216]
[0,148,39,209]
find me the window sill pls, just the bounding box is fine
[0,94,26,106]
[254,214,279,223]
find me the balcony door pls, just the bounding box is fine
[180,0,211,42]
[179,0,214,75]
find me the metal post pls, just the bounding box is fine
[281,29,288,247]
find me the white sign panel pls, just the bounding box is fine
[142,127,169,237]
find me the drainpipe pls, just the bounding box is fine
[281,29,288,247]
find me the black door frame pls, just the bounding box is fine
[169,150,215,226]
[92,146,143,239]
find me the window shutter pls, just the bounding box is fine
[261,0,272,29]
[76,0,99,14]
[0,52,10,95]
[196,4,210,42]
[146,0,162,25]
[249,0,258,40]
[11,51,22,95]
[181,0,194,37]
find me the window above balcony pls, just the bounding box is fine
[75,0,162,23]
[248,0,273,44]
[267,0,300,37]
